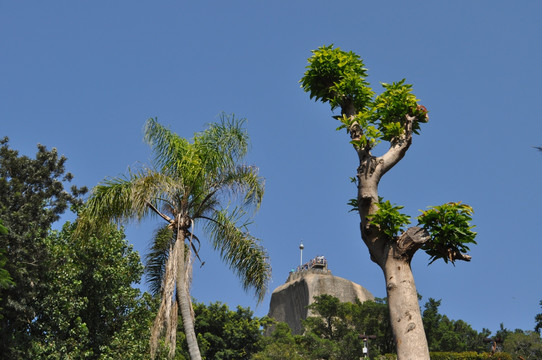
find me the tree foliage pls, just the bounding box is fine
[0,137,87,358]
[176,301,270,360]
[298,295,393,359]
[502,330,542,360]
[422,298,490,353]
[418,203,477,264]
[370,198,411,241]
[300,44,373,112]
[257,295,502,359]
[253,322,305,360]
[30,221,146,359]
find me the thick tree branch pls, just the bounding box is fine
[379,115,416,177]
[394,226,431,260]
[451,251,472,262]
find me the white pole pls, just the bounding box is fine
[299,241,304,266]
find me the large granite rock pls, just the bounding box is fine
[267,268,374,334]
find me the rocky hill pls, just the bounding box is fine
[267,266,374,334]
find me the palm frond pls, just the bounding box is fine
[144,118,193,178]
[146,225,175,295]
[188,164,264,221]
[203,209,271,303]
[78,167,180,238]
[130,168,183,221]
[77,175,141,236]
[221,164,265,210]
[196,113,250,175]
[189,188,220,219]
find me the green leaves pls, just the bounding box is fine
[366,199,477,264]
[204,208,271,303]
[374,79,424,141]
[301,46,429,149]
[369,198,411,241]
[417,202,477,264]
[300,45,373,111]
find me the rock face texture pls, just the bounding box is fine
[267,268,374,334]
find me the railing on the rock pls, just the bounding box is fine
[291,255,327,274]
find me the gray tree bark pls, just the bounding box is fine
[381,229,431,360]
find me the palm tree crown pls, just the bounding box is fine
[78,114,270,359]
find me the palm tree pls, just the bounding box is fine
[78,114,270,359]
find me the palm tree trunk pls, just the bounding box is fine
[175,231,202,360]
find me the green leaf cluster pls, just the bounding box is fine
[370,198,411,241]
[301,45,429,149]
[374,80,426,140]
[417,202,477,264]
[300,44,373,111]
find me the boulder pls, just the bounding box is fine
[267,268,374,334]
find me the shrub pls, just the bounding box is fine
[377,352,512,360]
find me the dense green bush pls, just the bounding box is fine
[377,352,512,360]
[431,352,511,360]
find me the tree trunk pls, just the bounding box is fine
[355,156,431,359]
[365,223,431,359]
[382,255,430,360]
[175,231,202,360]
[341,100,430,359]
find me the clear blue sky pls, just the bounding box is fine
[2,1,542,335]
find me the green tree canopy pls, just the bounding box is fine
[30,222,146,359]
[300,295,393,359]
[253,322,305,360]
[422,298,490,353]
[503,330,542,360]
[0,137,87,358]
[176,301,270,360]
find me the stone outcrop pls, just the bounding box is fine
[267,268,374,334]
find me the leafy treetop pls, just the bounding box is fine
[301,45,428,152]
[301,45,476,266]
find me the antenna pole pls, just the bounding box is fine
[299,241,304,266]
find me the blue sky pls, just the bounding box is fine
[2,1,542,335]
